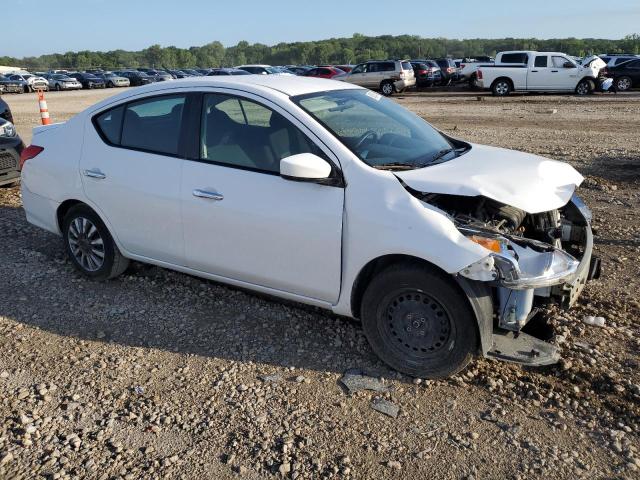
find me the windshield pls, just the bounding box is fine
[293,89,462,170]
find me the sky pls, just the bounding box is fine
[4,0,639,57]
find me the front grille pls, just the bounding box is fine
[0,151,18,172]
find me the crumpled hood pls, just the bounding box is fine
[395,143,583,214]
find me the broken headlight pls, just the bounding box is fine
[459,228,580,289]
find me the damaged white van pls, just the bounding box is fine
[20,76,600,378]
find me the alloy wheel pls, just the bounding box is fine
[67,217,105,272]
[616,77,631,91]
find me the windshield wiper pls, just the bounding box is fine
[372,163,416,171]
[430,148,457,163]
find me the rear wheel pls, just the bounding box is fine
[491,79,511,96]
[55,83,61,91]
[360,263,478,378]
[615,76,632,92]
[380,81,395,96]
[575,79,594,95]
[63,205,129,280]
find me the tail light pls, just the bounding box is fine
[417,69,427,75]
[447,67,455,73]
[477,69,483,80]
[20,145,44,170]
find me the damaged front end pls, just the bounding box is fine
[421,191,601,366]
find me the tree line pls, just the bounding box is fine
[2,34,639,70]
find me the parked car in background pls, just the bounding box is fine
[7,73,49,92]
[236,65,282,75]
[0,113,23,187]
[334,65,354,73]
[137,69,173,82]
[477,51,607,96]
[0,97,13,123]
[599,54,640,68]
[20,75,597,378]
[207,68,252,76]
[165,69,192,79]
[69,72,106,89]
[114,71,156,86]
[95,72,130,88]
[607,58,640,91]
[286,66,312,75]
[459,60,495,87]
[410,60,442,87]
[0,74,27,94]
[195,69,212,75]
[338,60,416,95]
[304,66,345,79]
[42,74,82,91]
[434,58,459,84]
[181,69,204,76]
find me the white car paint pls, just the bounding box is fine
[21,75,583,322]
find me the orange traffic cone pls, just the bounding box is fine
[37,90,51,125]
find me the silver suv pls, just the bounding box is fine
[337,60,416,96]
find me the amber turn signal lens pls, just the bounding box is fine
[469,235,503,253]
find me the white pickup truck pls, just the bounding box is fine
[477,51,607,96]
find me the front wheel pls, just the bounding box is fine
[360,263,478,379]
[575,79,594,95]
[615,76,632,92]
[55,83,61,91]
[380,81,395,96]
[63,205,129,280]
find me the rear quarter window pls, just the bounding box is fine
[501,53,528,64]
[94,106,124,145]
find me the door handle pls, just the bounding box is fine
[551,70,558,73]
[193,189,223,201]
[83,169,106,179]
[531,70,538,73]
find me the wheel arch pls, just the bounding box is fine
[490,76,514,90]
[349,254,493,354]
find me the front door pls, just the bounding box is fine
[180,91,344,302]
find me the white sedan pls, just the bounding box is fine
[19,76,598,378]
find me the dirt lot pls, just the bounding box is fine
[1,87,639,479]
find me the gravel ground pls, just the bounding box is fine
[0,88,639,479]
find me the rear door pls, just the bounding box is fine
[80,93,187,264]
[180,91,344,302]
[528,54,552,89]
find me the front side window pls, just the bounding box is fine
[120,95,186,155]
[552,56,574,68]
[200,94,322,173]
[294,89,461,170]
[350,64,365,74]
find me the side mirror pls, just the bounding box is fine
[563,62,574,68]
[280,153,332,181]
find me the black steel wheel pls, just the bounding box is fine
[361,262,478,378]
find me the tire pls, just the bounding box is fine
[360,262,478,379]
[62,204,129,280]
[108,81,114,88]
[24,85,31,93]
[615,76,632,92]
[491,79,511,96]
[380,81,395,96]
[55,83,61,91]
[575,79,594,95]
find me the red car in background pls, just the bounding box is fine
[304,66,345,79]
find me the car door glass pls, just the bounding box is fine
[534,56,548,68]
[552,56,570,68]
[120,95,186,155]
[351,64,364,74]
[94,106,125,145]
[200,94,323,173]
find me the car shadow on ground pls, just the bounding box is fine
[0,204,396,379]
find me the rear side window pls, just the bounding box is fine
[534,56,548,67]
[381,62,395,71]
[95,106,124,145]
[501,53,528,64]
[120,95,186,155]
[614,57,632,65]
